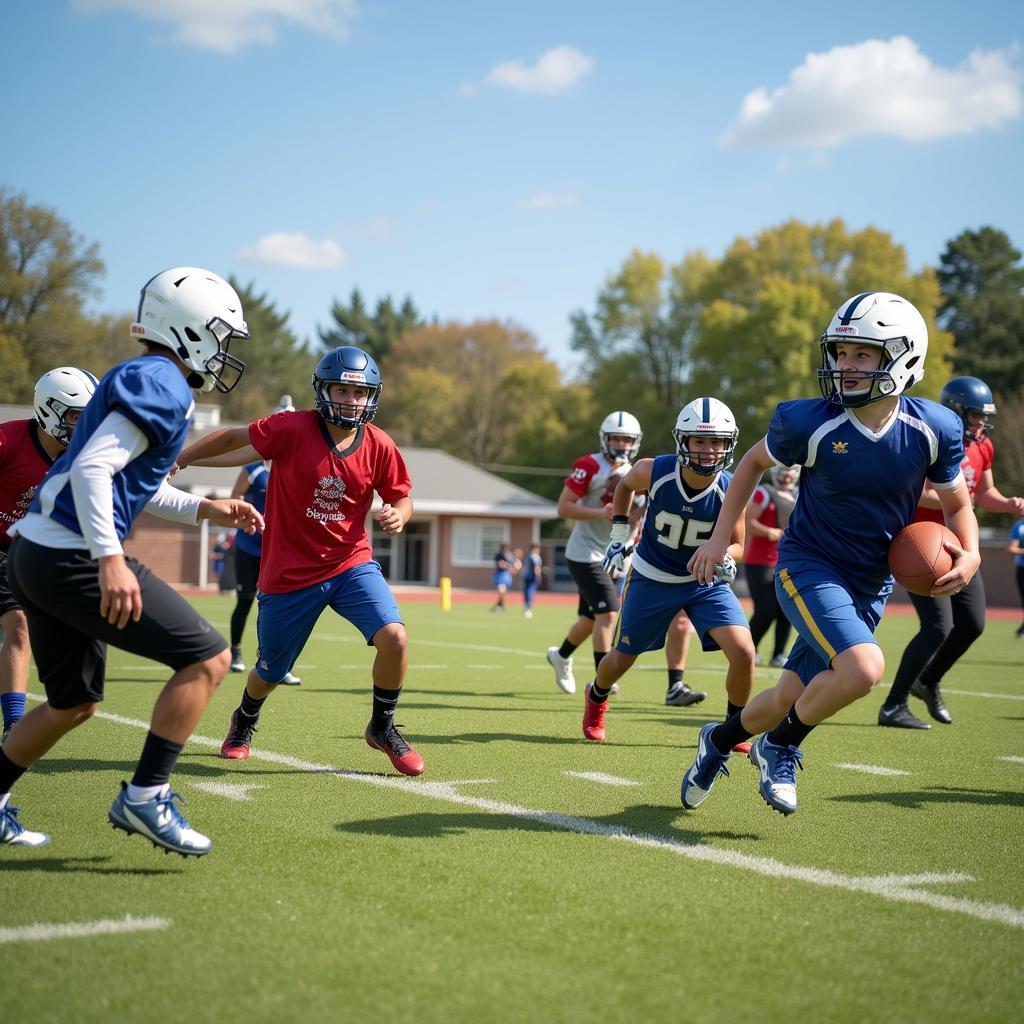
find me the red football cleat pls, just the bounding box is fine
[582,683,608,742]
[732,741,752,755]
[220,710,256,760]
[365,723,425,776]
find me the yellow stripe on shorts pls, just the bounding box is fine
[611,568,633,648]
[778,567,836,660]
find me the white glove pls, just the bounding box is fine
[713,553,737,584]
[603,541,627,576]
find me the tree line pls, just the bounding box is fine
[2,185,1023,517]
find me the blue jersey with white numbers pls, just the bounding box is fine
[233,461,268,556]
[28,355,195,542]
[632,454,732,583]
[766,396,964,597]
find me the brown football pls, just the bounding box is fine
[888,521,956,597]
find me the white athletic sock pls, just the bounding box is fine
[126,783,169,803]
[0,792,9,810]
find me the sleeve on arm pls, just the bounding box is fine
[375,439,413,505]
[146,480,202,525]
[927,412,966,487]
[765,402,807,469]
[105,366,188,449]
[564,455,597,497]
[70,412,150,558]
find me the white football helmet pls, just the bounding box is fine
[818,292,928,408]
[673,397,739,477]
[131,267,249,394]
[34,366,99,446]
[274,394,296,414]
[599,411,642,462]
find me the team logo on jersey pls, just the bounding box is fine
[620,634,631,646]
[832,441,849,454]
[307,475,348,523]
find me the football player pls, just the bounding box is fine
[545,411,642,694]
[175,346,424,777]
[0,367,98,743]
[682,292,978,815]
[1,267,263,853]
[880,376,1024,728]
[585,398,755,743]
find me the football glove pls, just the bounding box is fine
[712,553,737,584]
[603,541,628,576]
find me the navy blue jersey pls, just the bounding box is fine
[766,396,964,596]
[234,461,268,557]
[28,356,194,543]
[632,454,733,583]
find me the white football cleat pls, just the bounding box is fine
[546,647,576,694]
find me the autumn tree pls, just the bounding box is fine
[318,288,423,364]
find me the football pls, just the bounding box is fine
[888,521,957,597]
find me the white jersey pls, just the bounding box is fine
[563,451,629,563]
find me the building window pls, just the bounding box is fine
[452,520,508,566]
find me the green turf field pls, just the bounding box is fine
[3,595,1023,1023]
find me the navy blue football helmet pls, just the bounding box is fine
[312,346,382,427]
[940,376,996,443]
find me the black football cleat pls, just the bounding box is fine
[910,681,953,725]
[878,702,931,730]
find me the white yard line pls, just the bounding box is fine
[998,756,1024,765]
[565,771,642,787]
[24,696,1024,932]
[0,915,170,945]
[193,782,266,801]
[832,763,911,777]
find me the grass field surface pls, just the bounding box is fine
[3,593,1023,1023]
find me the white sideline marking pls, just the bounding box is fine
[22,698,1020,933]
[832,763,910,777]
[565,771,641,787]
[998,756,1024,765]
[0,915,170,945]
[940,688,1024,702]
[193,782,265,801]
[467,664,503,669]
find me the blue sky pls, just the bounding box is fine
[2,1,1021,371]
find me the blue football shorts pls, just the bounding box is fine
[253,560,403,684]
[775,560,888,686]
[612,572,748,655]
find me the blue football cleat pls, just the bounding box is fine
[680,722,731,809]
[749,736,804,816]
[108,783,212,857]
[0,803,50,847]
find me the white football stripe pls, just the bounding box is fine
[565,771,641,787]
[832,763,911,776]
[0,915,170,945]
[193,782,265,801]
[998,756,1024,765]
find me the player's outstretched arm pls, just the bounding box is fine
[933,479,981,596]
[975,469,1024,517]
[199,498,265,536]
[176,427,255,471]
[689,438,774,585]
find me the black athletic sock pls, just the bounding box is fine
[131,731,184,788]
[0,748,28,796]
[668,669,684,689]
[589,681,611,703]
[371,686,401,732]
[726,701,744,719]
[593,650,607,671]
[240,689,266,720]
[558,639,578,659]
[766,705,815,749]
[710,713,752,754]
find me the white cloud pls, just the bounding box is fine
[515,191,579,209]
[461,45,594,96]
[237,232,348,269]
[74,0,359,53]
[723,36,1022,148]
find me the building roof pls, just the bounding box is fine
[2,404,558,520]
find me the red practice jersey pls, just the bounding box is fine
[249,411,412,593]
[0,419,54,545]
[915,435,993,525]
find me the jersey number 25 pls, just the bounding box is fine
[655,511,713,549]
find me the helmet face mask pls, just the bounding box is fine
[313,346,382,428]
[818,292,928,408]
[673,397,739,477]
[940,376,996,443]
[131,268,249,394]
[598,411,642,462]
[34,366,99,446]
